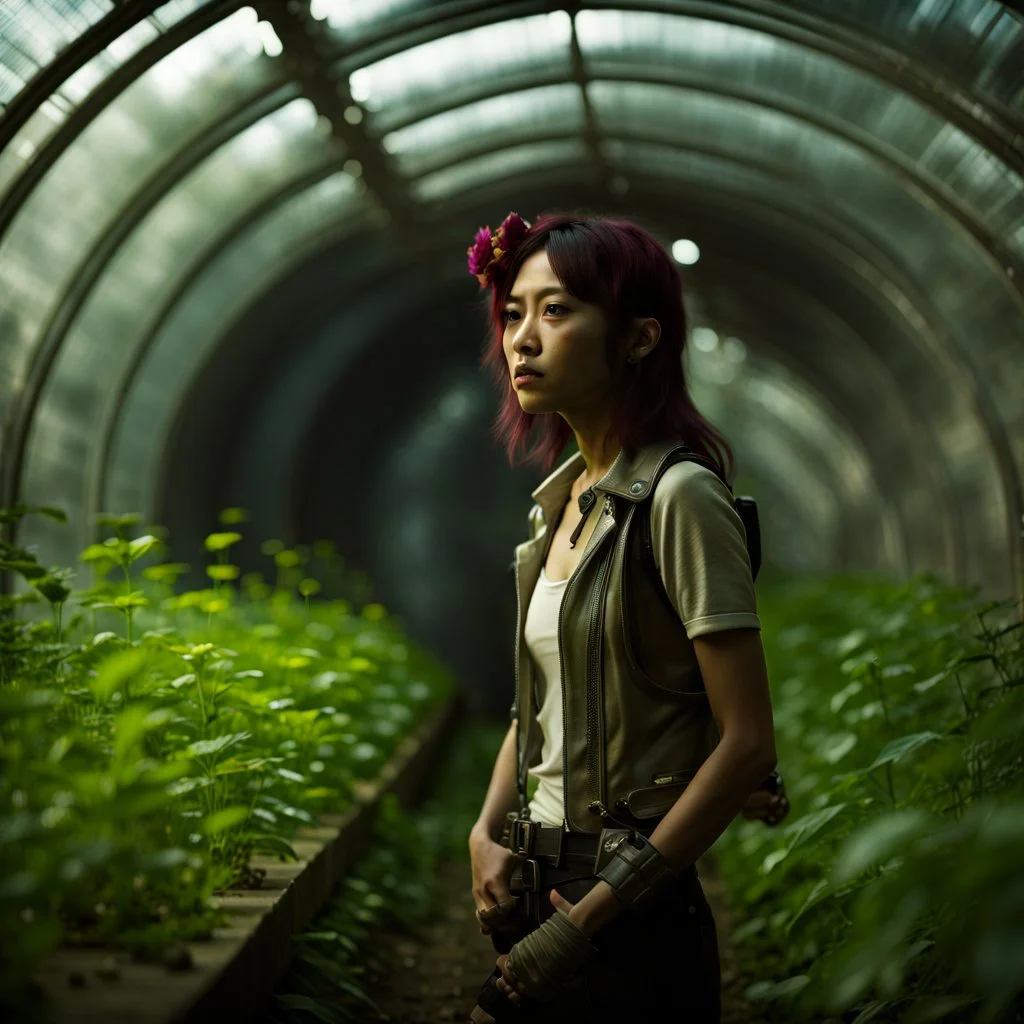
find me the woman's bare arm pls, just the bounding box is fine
[470,719,521,845]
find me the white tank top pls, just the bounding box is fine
[524,563,568,827]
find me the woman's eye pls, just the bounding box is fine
[501,310,519,324]
[545,303,566,315]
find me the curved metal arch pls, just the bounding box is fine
[144,216,407,539]
[394,70,1022,288]
[432,164,1002,578]
[326,0,1022,171]
[700,253,950,578]
[89,155,352,526]
[0,0,168,150]
[0,80,301,519]
[619,178,1019,588]
[0,0,245,243]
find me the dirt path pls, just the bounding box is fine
[360,853,757,1023]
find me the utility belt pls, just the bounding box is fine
[498,811,697,927]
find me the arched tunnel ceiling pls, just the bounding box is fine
[2,1,1024,713]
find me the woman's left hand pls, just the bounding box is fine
[741,775,790,826]
[495,890,592,1004]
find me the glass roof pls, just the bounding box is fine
[0,0,114,106]
[412,139,590,203]
[383,83,584,179]
[3,0,1022,591]
[0,7,290,426]
[348,11,573,134]
[0,2,215,201]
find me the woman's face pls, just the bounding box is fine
[501,249,617,419]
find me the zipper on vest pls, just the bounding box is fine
[558,494,616,831]
[585,497,616,802]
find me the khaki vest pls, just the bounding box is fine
[511,438,757,833]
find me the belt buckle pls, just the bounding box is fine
[511,817,536,856]
[518,857,539,892]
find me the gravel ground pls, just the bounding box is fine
[358,852,760,1024]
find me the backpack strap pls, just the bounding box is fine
[635,446,761,595]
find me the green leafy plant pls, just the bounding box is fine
[715,571,1024,1024]
[0,504,455,1021]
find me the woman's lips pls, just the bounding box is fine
[515,372,542,386]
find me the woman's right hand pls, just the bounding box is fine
[469,829,523,937]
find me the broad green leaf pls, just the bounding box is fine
[202,806,249,836]
[786,803,847,854]
[0,559,46,580]
[0,502,67,525]
[772,976,810,999]
[913,671,947,693]
[832,808,932,885]
[33,574,71,604]
[203,531,242,553]
[186,732,251,759]
[866,732,943,772]
[142,562,190,582]
[206,564,240,582]
[761,849,788,874]
[92,648,149,702]
[247,832,298,860]
[821,732,857,764]
[128,535,160,562]
[785,878,829,933]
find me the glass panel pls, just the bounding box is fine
[383,83,583,178]
[0,4,257,205]
[412,139,589,202]
[346,11,573,135]
[0,0,114,106]
[0,7,289,429]
[583,19,1024,241]
[311,0,425,43]
[104,173,366,527]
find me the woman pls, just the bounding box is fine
[465,211,787,1023]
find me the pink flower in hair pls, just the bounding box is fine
[466,211,532,289]
[467,225,494,286]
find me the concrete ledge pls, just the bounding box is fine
[35,696,462,1024]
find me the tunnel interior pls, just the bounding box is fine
[2,0,1023,719]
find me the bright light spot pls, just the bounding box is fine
[343,105,364,125]
[315,115,333,135]
[723,337,747,363]
[258,21,283,57]
[285,98,319,129]
[692,327,718,352]
[344,158,363,177]
[349,69,371,103]
[672,238,700,265]
[16,139,35,161]
[381,132,398,153]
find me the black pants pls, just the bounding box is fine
[473,868,722,1022]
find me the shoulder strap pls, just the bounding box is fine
[637,446,761,582]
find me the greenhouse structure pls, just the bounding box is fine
[1,1,1022,1022]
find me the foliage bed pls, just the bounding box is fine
[0,503,455,1021]
[715,570,1024,1024]
[264,714,507,1023]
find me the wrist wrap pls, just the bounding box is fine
[596,831,679,914]
[506,909,597,1001]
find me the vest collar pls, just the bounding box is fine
[529,439,687,528]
